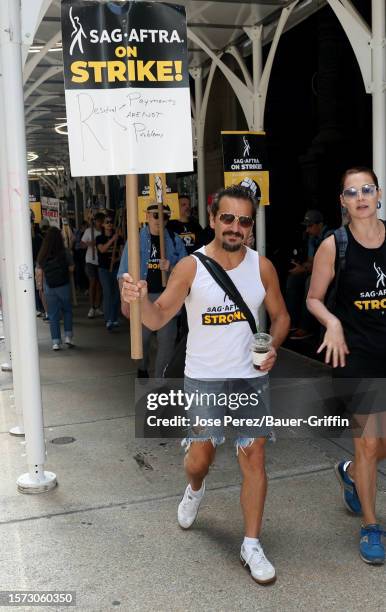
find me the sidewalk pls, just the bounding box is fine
[1,303,386,611]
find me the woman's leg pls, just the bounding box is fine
[44,286,61,344]
[58,283,73,338]
[350,436,378,525]
[348,413,386,524]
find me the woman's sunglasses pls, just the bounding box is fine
[342,184,378,200]
[218,212,254,228]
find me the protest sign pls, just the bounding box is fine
[221,131,270,205]
[61,0,193,177]
[41,197,60,228]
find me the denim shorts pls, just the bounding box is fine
[182,376,274,454]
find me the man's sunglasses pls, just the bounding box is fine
[342,184,378,200]
[104,220,113,224]
[219,212,254,228]
[150,212,170,220]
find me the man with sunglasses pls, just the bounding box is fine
[117,203,186,377]
[287,209,331,340]
[121,185,289,585]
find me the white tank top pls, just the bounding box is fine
[185,246,266,379]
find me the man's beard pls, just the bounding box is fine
[222,241,242,252]
[222,231,243,252]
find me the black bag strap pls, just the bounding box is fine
[324,226,348,314]
[194,251,258,335]
[333,225,348,273]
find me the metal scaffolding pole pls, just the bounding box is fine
[191,68,206,227]
[250,27,266,259]
[0,0,56,492]
[372,0,386,218]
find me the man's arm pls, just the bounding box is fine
[121,255,195,330]
[97,234,117,253]
[260,256,290,349]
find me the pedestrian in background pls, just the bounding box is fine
[36,227,75,351]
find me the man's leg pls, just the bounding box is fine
[237,437,276,583]
[237,438,267,537]
[184,440,216,491]
[178,441,216,530]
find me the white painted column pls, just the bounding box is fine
[250,27,266,258]
[191,67,206,227]
[372,0,386,218]
[0,50,24,436]
[0,0,56,491]
[0,245,12,371]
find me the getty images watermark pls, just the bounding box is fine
[144,389,349,430]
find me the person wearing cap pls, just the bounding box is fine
[117,203,187,377]
[167,194,203,255]
[286,209,332,340]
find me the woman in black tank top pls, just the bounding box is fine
[307,167,386,565]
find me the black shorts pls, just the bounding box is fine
[331,350,386,416]
[86,263,99,279]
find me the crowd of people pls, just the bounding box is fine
[28,168,386,578]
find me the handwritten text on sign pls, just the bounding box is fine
[65,87,191,175]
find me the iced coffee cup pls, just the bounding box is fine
[251,332,273,370]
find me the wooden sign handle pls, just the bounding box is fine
[126,174,143,359]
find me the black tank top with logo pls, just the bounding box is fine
[334,222,386,356]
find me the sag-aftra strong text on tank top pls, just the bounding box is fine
[334,223,386,356]
[185,246,266,379]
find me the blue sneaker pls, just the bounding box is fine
[360,524,385,564]
[334,460,361,514]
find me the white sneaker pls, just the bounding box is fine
[177,482,205,529]
[52,343,61,351]
[87,307,95,319]
[94,307,104,317]
[65,337,74,348]
[240,541,276,585]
